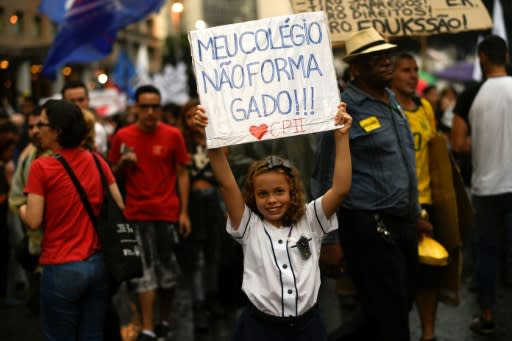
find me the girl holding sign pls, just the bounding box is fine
[194,103,351,340]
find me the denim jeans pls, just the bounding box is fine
[473,192,512,308]
[40,252,109,341]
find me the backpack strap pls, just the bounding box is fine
[91,153,108,191]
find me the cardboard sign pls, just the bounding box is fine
[290,0,493,46]
[189,11,340,148]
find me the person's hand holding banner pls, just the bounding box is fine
[189,11,341,148]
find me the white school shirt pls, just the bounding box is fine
[227,196,337,317]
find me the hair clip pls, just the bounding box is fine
[261,155,292,172]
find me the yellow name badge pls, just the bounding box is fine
[359,116,381,132]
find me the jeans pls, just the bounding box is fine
[40,253,109,341]
[473,192,512,308]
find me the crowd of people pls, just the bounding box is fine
[0,28,511,341]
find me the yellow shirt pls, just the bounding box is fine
[405,98,436,205]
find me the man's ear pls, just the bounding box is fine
[349,64,361,78]
[478,51,487,65]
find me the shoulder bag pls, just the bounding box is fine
[54,153,142,284]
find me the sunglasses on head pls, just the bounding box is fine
[259,156,292,172]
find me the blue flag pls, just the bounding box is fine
[39,0,114,71]
[38,0,67,23]
[40,0,164,79]
[112,49,137,99]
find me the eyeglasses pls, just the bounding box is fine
[138,103,161,111]
[35,122,50,129]
[362,51,395,63]
[258,156,292,172]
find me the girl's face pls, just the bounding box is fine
[253,171,291,227]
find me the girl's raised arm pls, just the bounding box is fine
[195,106,245,230]
[321,103,352,218]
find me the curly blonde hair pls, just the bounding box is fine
[242,155,306,226]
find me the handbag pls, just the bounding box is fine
[54,153,143,284]
[418,234,449,266]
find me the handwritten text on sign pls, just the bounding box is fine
[189,12,340,148]
[291,0,492,46]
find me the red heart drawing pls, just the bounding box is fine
[249,124,268,140]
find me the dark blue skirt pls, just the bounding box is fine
[231,303,327,341]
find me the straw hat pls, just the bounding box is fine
[343,28,397,62]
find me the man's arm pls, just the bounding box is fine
[8,152,29,215]
[108,134,136,177]
[176,163,191,237]
[112,151,137,176]
[451,114,471,153]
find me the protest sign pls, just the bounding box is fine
[189,11,340,148]
[290,0,493,46]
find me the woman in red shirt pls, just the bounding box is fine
[23,99,124,341]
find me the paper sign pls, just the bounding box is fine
[290,0,493,46]
[189,11,340,148]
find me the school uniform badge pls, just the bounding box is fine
[296,236,312,260]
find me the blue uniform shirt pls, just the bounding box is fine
[312,82,419,220]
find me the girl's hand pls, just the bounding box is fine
[195,105,208,129]
[335,102,352,135]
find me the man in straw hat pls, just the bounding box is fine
[313,27,421,340]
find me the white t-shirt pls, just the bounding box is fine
[227,196,337,317]
[469,76,512,195]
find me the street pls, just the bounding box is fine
[1,266,512,341]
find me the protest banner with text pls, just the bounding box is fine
[291,0,493,46]
[189,11,340,148]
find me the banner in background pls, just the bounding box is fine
[290,0,493,46]
[189,11,340,148]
